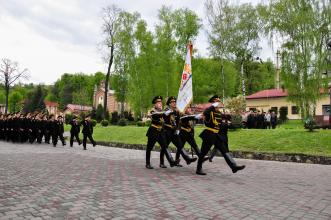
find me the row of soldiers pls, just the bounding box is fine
[0,113,96,150]
[146,95,245,175]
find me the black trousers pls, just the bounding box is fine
[70,131,81,146]
[83,133,96,148]
[197,134,232,171]
[146,133,174,166]
[180,131,200,157]
[52,133,65,146]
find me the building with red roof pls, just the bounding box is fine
[246,89,330,120]
[64,104,92,115]
[44,101,59,115]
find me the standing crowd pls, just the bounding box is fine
[0,113,96,150]
[242,110,278,129]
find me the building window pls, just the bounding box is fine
[291,106,298,115]
[98,96,103,106]
[322,105,330,116]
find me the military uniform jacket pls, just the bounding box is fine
[199,105,223,144]
[69,119,81,134]
[146,107,165,139]
[82,120,93,135]
[180,115,196,136]
[163,106,180,136]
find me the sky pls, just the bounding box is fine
[0,0,276,85]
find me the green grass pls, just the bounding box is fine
[65,120,331,157]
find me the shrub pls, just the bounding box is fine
[91,119,97,127]
[279,106,288,123]
[118,118,128,126]
[105,111,110,121]
[65,114,73,124]
[96,104,104,122]
[304,116,316,132]
[136,121,145,127]
[101,119,109,127]
[145,119,151,127]
[111,111,119,125]
[230,114,242,129]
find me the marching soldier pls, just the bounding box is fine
[160,96,197,167]
[69,115,81,147]
[52,115,66,147]
[209,113,231,162]
[81,114,96,150]
[145,96,176,169]
[179,108,203,158]
[196,95,245,175]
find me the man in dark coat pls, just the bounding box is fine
[81,115,96,150]
[196,95,245,175]
[69,115,81,147]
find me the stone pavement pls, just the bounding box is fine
[0,141,330,220]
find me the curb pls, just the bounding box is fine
[96,141,331,165]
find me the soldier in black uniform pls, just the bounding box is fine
[179,108,204,158]
[160,96,197,167]
[0,114,4,140]
[145,96,176,169]
[209,113,231,162]
[81,114,96,150]
[52,115,66,147]
[196,95,245,175]
[69,115,81,147]
[43,115,51,144]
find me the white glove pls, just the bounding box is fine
[175,130,180,135]
[194,114,202,119]
[165,109,173,116]
[212,102,220,107]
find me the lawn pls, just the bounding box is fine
[65,120,331,157]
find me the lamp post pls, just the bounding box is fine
[327,38,331,128]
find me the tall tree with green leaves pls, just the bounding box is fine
[155,6,178,98]
[128,20,157,117]
[205,1,261,99]
[9,91,23,113]
[260,0,331,118]
[112,11,140,116]
[23,85,46,113]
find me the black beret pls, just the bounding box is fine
[152,95,163,104]
[208,95,220,103]
[166,96,176,105]
[57,115,63,118]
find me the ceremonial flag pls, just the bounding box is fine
[177,42,193,113]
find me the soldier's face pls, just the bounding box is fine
[170,101,176,108]
[155,101,162,110]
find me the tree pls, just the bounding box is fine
[9,91,23,113]
[261,0,331,118]
[0,58,29,113]
[205,1,261,99]
[101,5,122,119]
[112,11,140,116]
[23,85,46,113]
[205,0,236,101]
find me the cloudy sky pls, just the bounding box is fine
[0,0,275,85]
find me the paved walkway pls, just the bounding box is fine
[0,141,330,220]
